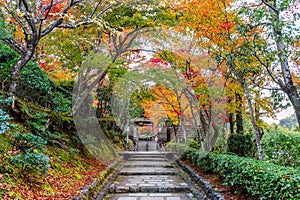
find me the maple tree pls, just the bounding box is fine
[159,49,227,151]
[72,1,175,116]
[0,0,84,97]
[0,0,166,98]
[176,0,278,159]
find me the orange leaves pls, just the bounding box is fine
[1,156,107,199]
[220,21,233,30]
[292,72,300,85]
[177,0,238,50]
[142,85,181,124]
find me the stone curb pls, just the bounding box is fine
[72,156,123,200]
[176,158,225,200]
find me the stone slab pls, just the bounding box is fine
[119,167,177,175]
[128,158,168,162]
[111,175,189,193]
[124,161,172,167]
[107,193,194,200]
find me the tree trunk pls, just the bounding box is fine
[8,48,35,97]
[229,113,234,134]
[275,28,300,129]
[285,89,300,129]
[181,117,187,142]
[211,124,219,150]
[243,82,263,160]
[265,0,300,129]
[184,89,205,149]
[235,92,244,134]
[189,102,204,149]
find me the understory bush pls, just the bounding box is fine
[0,108,12,134]
[0,43,71,112]
[227,133,253,157]
[0,96,14,134]
[166,139,200,155]
[261,130,300,169]
[12,132,50,176]
[183,148,300,199]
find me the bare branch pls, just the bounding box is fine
[20,0,31,12]
[250,83,282,91]
[90,0,103,18]
[262,0,279,14]
[253,52,280,85]
[40,0,82,37]
[95,2,120,19]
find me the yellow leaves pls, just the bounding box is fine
[141,84,195,125]
[14,28,24,41]
[51,70,73,81]
[177,0,239,52]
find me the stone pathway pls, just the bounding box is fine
[105,151,205,200]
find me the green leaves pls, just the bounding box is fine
[0,95,14,134]
[0,109,12,134]
[0,14,14,40]
[227,134,253,157]
[13,132,47,152]
[185,149,300,199]
[261,129,300,168]
[12,132,50,175]
[12,152,50,175]
[81,51,111,70]
[103,2,175,30]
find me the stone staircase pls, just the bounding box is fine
[106,152,196,199]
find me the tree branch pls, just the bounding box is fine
[262,0,279,14]
[2,38,25,54]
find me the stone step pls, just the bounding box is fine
[110,175,190,193]
[124,161,173,168]
[128,158,168,162]
[131,155,165,158]
[105,192,194,200]
[119,167,177,176]
[121,151,174,160]
[122,152,170,155]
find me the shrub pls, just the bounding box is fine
[166,139,203,155]
[19,61,53,100]
[0,43,17,90]
[261,130,300,169]
[183,149,300,199]
[227,133,253,157]
[51,91,71,113]
[0,109,12,134]
[0,43,72,112]
[0,96,14,134]
[13,132,47,152]
[166,140,189,154]
[12,132,50,176]
[12,152,50,175]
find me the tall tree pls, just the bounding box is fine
[237,0,300,128]
[0,0,83,96]
[177,0,278,159]
[72,1,175,115]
